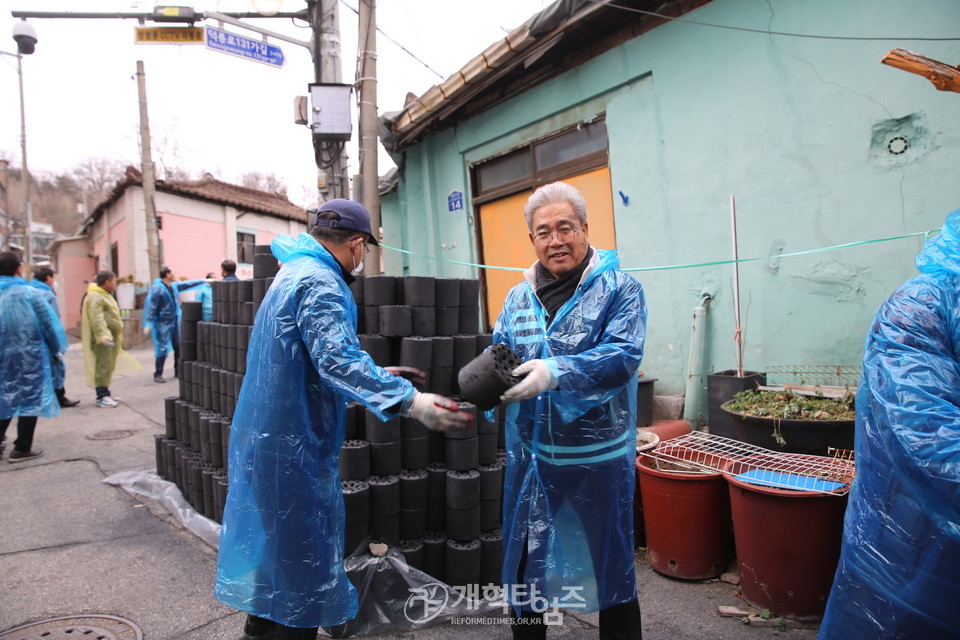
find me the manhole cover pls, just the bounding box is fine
[0,615,143,640]
[87,430,134,441]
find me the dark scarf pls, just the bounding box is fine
[535,247,594,326]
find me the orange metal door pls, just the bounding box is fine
[477,167,616,329]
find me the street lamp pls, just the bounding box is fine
[2,19,37,274]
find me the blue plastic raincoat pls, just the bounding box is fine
[492,249,647,614]
[142,278,205,357]
[29,280,65,390]
[193,283,213,321]
[0,276,68,419]
[215,233,416,627]
[819,210,960,638]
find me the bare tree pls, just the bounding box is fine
[239,171,287,195]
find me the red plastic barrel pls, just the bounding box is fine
[637,450,732,580]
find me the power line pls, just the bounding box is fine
[340,0,445,80]
[595,0,960,41]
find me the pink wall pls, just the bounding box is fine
[92,236,107,271]
[257,230,280,247]
[160,213,227,280]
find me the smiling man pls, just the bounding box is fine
[493,181,648,639]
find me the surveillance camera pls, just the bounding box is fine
[12,20,38,55]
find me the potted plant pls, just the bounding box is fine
[115,275,141,310]
[721,389,855,455]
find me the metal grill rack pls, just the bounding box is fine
[638,432,855,495]
[763,364,861,388]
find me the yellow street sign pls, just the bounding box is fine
[135,27,204,44]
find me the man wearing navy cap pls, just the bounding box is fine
[216,199,470,639]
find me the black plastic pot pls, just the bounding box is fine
[721,404,855,455]
[446,469,480,509]
[338,439,370,481]
[707,371,767,439]
[457,344,522,411]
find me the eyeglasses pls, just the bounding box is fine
[533,227,579,246]
[355,239,370,255]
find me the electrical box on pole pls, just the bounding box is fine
[308,83,352,141]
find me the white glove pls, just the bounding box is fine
[409,392,471,432]
[103,339,115,348]
[500,359,557,403]
[142,327,151,336]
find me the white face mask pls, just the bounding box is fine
[351,242,365,276]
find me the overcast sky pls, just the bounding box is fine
[0,0,549,207]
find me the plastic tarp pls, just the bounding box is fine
[820,209,960,637]
[103,469,221,549]
[30,279,65,389]
[215,233,416,628]
[491,248,647,614]
[81,283,140,387]
[0,276,68,419]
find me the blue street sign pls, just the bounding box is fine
[205,26,284,68]
[448,190,464,213]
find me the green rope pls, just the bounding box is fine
[380,228,940,274]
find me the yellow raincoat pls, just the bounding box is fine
[81,283,139,387]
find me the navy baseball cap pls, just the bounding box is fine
[312,198,380,246]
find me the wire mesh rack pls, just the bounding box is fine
[638,432,855,495]
[762,365,861,388]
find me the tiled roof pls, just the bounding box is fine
[82,168,308,233]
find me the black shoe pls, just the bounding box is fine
[59,397,81,407]
[242,615,278,640]
[9,448,43,463]
[154,374,166,383]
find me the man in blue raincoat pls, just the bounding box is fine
[30,266,79,407]
[0,252,69,462]
[193,272,216,322]
[493,182,646,639]
[142,267,206,383]
[819,209,960,638]
[215,199,471,640]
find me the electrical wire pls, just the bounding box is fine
[340,0,446,79]
[592,0,960,41]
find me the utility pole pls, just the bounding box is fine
[309,0,349,199]
[358,0,380,274]
[16,52,32,276]
[136,60,161,281]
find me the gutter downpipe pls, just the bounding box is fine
[682,294,712,429]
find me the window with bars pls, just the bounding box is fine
[237,232,255,264]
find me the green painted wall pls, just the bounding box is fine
[384,0,960,415]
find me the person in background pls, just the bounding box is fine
[493,182,647,640]
[30,266,79,407]
[221,259,239,281]
[193,272,216,322]
[215,199,471,639]
[0,251,68,462]
[819,209,960,638]
[81,270,138,408]
[142,267,207,383]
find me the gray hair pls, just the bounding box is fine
[95,270,116,286]
[523,181,588,230]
